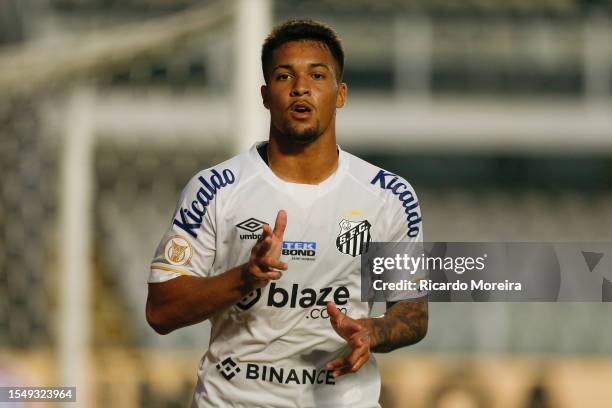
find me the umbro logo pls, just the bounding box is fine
[216,357,241,381]
[236,218,268,240]
[236,218,267,233]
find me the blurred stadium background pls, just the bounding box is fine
[1,0,612,406]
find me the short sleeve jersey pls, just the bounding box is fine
[149,142,424,408]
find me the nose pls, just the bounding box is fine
[290,74,310,97]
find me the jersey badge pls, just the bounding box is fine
[336,218,372,257]
[164,236,193,266]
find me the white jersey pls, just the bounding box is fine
[149,142,423,408]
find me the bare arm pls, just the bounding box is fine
[325,296,428,377]
[146,265,251,334]
[146,210,288,335]
[359,296,428,353]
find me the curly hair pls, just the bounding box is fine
[261,19,345,83]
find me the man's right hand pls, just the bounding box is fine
[243,210,288,289]
[147,210,289,334]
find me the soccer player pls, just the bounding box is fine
[146,19,427,407]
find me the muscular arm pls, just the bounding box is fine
[325,296,428,377]
[146,265,253,335]
[146,211,288,335]
[359,296,428,353]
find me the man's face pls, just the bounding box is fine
[261,40,347,144]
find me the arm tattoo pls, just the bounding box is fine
[360,298,428,353]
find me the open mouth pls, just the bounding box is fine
[290,102,313,119]
[290,103,312,114]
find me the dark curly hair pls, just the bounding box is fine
[261,19,345,83]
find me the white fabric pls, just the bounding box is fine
[149,142,423,407]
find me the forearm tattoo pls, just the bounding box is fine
[364,298,428,353]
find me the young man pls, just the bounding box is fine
[146,19,427,407]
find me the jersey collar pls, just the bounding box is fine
[249,141,349,196]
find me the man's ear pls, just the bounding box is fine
[336,82,347,108]
[261,84,270,110]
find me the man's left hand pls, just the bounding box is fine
[325,302,371,378]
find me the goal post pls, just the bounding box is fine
[12,1,274,405]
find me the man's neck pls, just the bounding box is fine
[265,132,339,185]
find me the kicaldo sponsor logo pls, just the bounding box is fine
[173,168,235,238]
[370,170,422,238]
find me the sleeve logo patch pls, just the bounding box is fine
[164,236,193,266]
[370,169,422,238]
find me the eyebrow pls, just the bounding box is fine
[272,63,332,72]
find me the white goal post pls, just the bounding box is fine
[33,1,271,405]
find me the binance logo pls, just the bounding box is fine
[216,357,241,381]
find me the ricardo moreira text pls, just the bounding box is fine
[371,253,523,292]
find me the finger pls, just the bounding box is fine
[255,224,272,245]
[346,345,368,367]
[348,330,369,347]
[264,258,288,271]
[256,252,288,271]
[255,266,284,280]
[249,264,272,281]
[263,271,282,280]
[343,319,362,334]
[327,303,361,334]
[254,235,273,257]
[273,210,287,239]
[251,261,282,278]
[251,270,281,282]
[332,365,353,378]
[252,265,281,281]
[326,302,343,323]
[325,357,348,370]
[261,223,273,239]
[351,354,370,373]
[326,302,356,327]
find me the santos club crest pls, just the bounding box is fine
[336,219,372,257]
